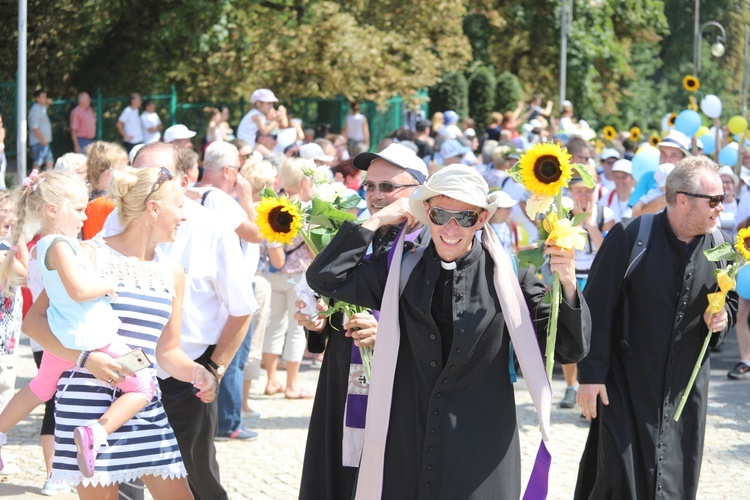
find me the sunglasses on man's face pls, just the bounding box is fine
[428,207,480,228]
[363,181,419,193]
[676,191,725,208]
[144,167,175,205]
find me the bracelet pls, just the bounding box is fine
[78,350,92,369]
[75,350,86,367]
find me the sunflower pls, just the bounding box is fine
[603,126,617,141]
[649,134,661,147]
[255,196,304,245]
[683,75,700,92]
[667,113,678,127]
[629,127,641,142]
[516,142,573,198]
[736,228,750,260]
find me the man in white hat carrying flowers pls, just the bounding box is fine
[306,165,591,499]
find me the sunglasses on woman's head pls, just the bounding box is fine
[144,167,175,205]
[428,207,480,228]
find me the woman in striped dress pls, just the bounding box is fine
[23,166,216,499]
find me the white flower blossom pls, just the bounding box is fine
[525,194,554,219]
[314,182,347,203]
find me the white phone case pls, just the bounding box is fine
[116,348,152,373]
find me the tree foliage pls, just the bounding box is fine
[429,71,470,120]
[495,71,524,115]
[468,65,496,131]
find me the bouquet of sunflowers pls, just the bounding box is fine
[509,142,594,378]
[255,163,373,379]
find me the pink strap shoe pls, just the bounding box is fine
[73,426,97,478]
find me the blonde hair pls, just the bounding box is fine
[0,171,88,291]
[241,160,277,195]
[280,157,311,193]
[86,141,129,187]
[110,167,180,228]
[53,153,87,175]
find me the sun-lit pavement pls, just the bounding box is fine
[2,331,749,499]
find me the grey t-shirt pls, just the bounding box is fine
[28,103,52,145]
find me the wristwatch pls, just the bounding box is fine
[207,359,226,378]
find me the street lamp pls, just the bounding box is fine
[693,0,727,76]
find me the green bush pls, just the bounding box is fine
[468,65,496,131]
[429,71,469,120]
[495,71,524,114]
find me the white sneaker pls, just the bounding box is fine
[0,461,20,475]
[41,479,71,496]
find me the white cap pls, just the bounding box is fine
[657,130,691,156]
[611,159,632,175]
[562,100,573,110]
[440,139,470,160]
[601,148,621,161]
[494,190,518,208]
[719,165,739,186]
[654,163,675,188]
[464,128,477,138]
[299,143,334,163]
[250,88,279,104]
[164,124,196,143]
[128,144,145,164]
[353,143,429,183]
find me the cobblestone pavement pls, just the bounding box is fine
[1,332,749,499]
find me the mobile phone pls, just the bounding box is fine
[115,348,152,373]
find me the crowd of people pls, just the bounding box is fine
[0,85,743,499]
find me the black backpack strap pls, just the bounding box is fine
[620,214,656,355]
[200,189,212,206]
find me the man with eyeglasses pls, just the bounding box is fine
[305,164,589,499]
[575,155,737,500]
[296,143,428,500]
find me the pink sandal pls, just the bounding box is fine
[74,426,97,478]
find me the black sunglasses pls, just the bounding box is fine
[428,207,480,228]
[363,181,419,193]
[676,191,725,208]
[144,167,175,205]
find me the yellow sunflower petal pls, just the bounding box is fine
[603,126,617,141]
[255,196,304,245]
[629,127,641,142]
[517,143,573,198]
[706,292,726,314]
[649,134,661,147]
[736,227,750,261]
[683,75,700,92]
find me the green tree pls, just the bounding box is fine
[495,71,524,114]
[429,71,469,119]
[468,65,496,130]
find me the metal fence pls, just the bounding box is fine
[1,81,425,164]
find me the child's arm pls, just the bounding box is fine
[46,239,116,302]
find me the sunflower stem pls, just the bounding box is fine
[545,194,565,379]
[674,316,713,422]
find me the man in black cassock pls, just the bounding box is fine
[306,165,590,499]
[298,144,429,500]
[575,156,738,499]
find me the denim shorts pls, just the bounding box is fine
[31,143,53,166]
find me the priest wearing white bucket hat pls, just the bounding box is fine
[306,164,590,500]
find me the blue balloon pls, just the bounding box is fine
[701,134,716,155]
[718,145,739,166]
[630,148,660,181]
[737,265,750,300]
[673,110,702,137]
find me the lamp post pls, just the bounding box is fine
[559,0,572,111]
[693,0,727,76]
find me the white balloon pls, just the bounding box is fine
[700,94,722,119]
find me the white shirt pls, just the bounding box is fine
[237,109,263,147]
[118,106,144,144]
[598,190,633,223]
[140,111,162,144]
[102,200,257,375]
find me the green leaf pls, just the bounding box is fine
[537,220,549,240]
[517,248,546,269]
[571,163,596,188]
[339,194,363,210]
[571,212,589,227]
[541,291,552,304]
[508,163,522,183]
[259,187,278,199]
[704,243,737,262]
[309,215,335,229]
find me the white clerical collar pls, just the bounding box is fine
[441,260,457,270]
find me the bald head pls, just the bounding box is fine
[132,142,180,173]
